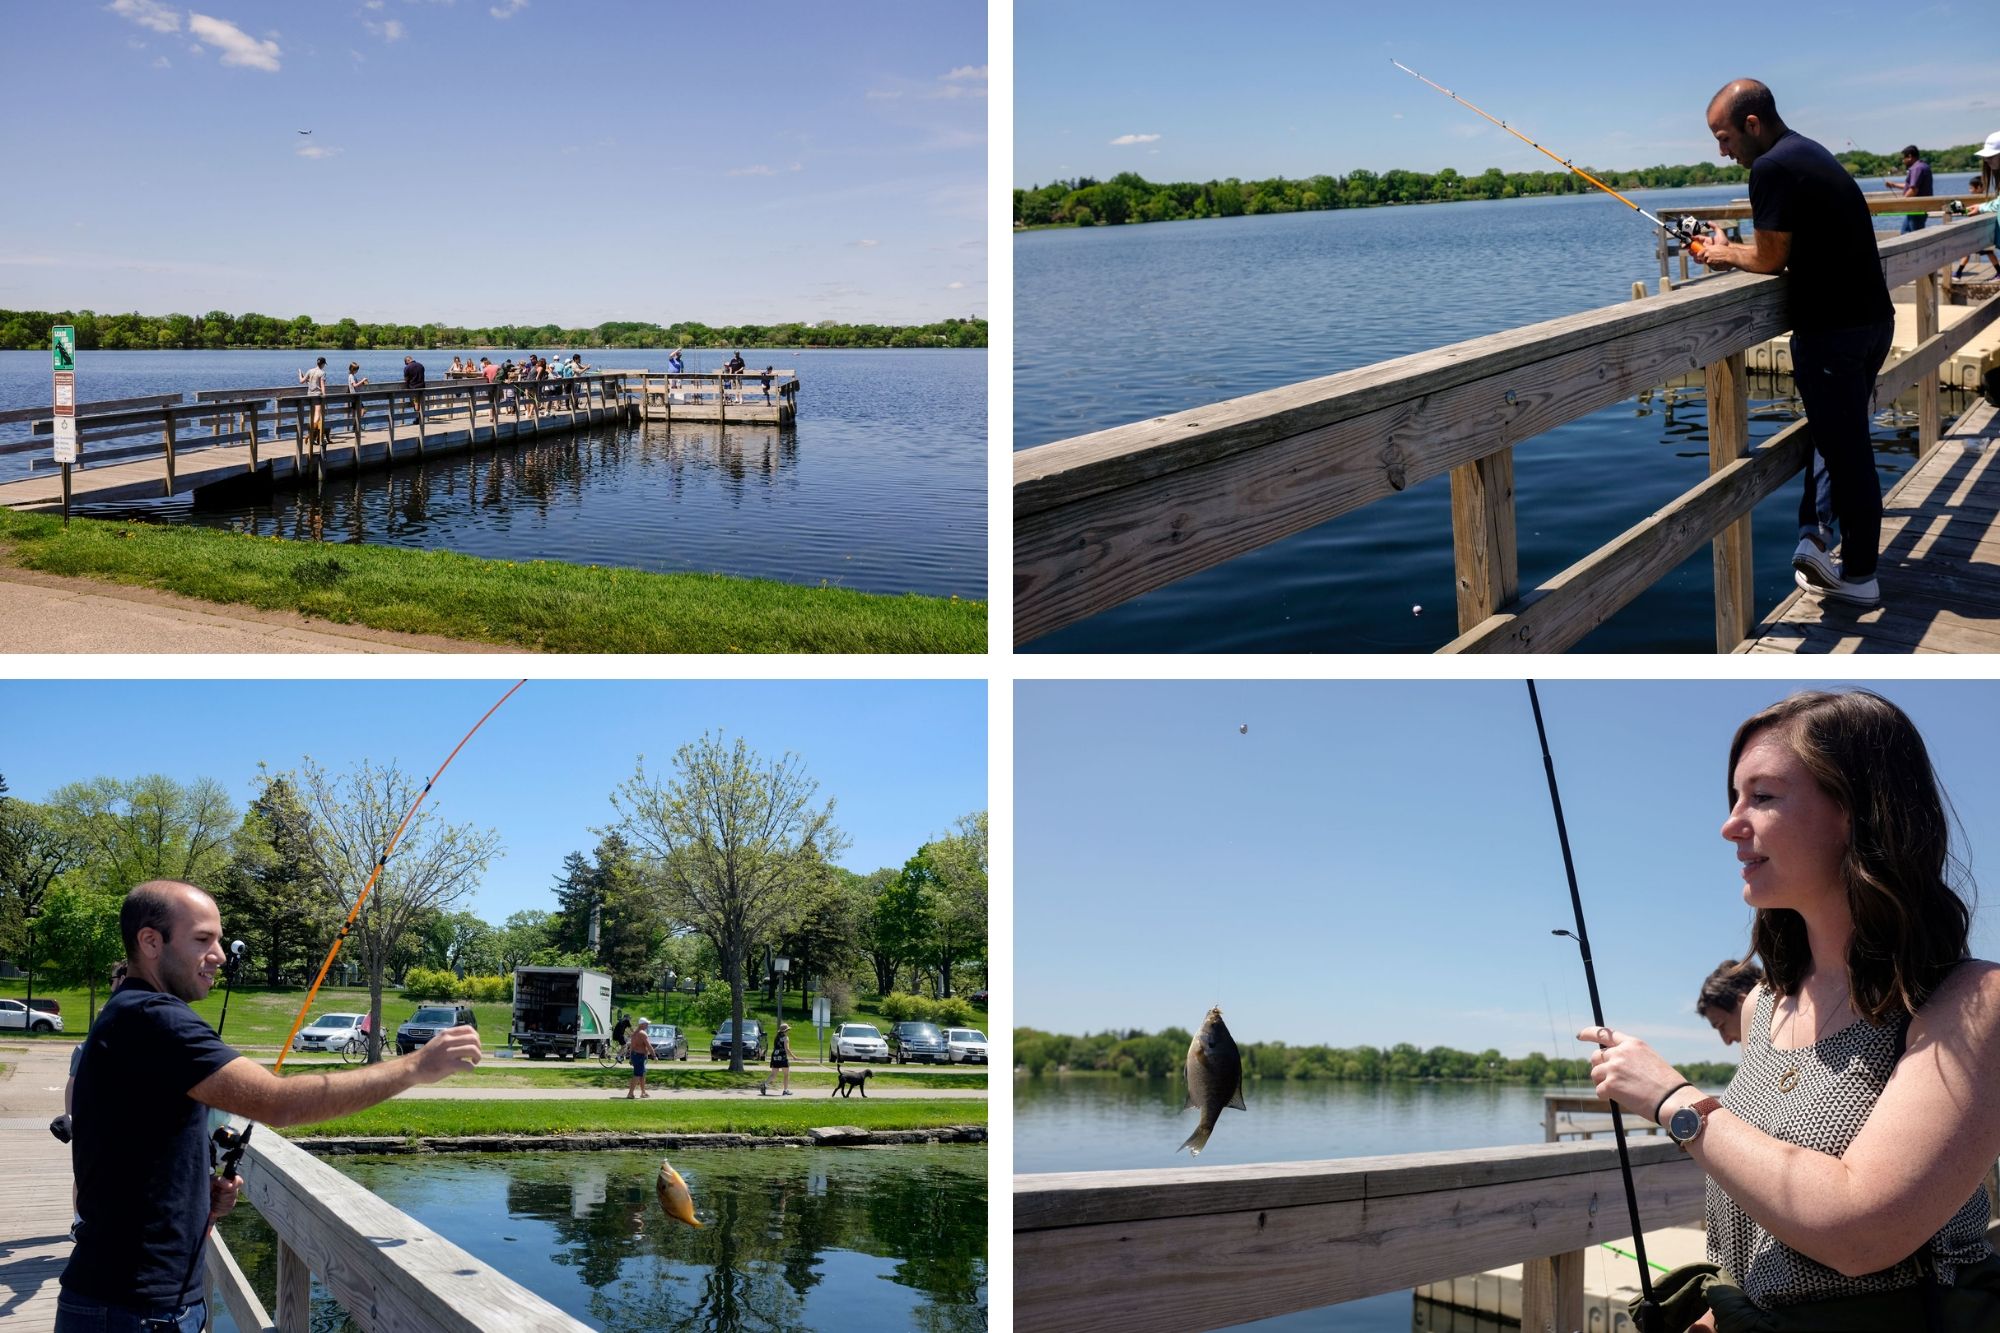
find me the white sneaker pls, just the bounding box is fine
[1794,567,1880,607]
[1791,536,1840,590]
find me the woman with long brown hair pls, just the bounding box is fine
[1584,689,2000,1330]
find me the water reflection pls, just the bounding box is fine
[215,1146,986,1333]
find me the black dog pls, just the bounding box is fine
[831,1065,872,1098]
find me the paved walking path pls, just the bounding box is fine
[0,567,512,653]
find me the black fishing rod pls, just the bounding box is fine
[214,939,246,1041]
[1392,59,1711,262]
[1526,680,1661,1333]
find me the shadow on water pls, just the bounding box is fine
[213,1146,986,1333]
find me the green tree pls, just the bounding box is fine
[36,880,124,1022]
[213,773,335,988]
[610,733,847,1072]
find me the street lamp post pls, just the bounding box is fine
[23,906,39,1026]
[772,956,790,1053]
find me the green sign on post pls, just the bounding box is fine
[52,326,74,372]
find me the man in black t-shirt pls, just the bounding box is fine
[58,881,483,1333]
[403,355,427,424]
[1696,79,1894,608]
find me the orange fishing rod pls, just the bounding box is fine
[1391,59,1709,259]
[274,679,526,1071]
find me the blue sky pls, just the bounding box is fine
[1016,0,1996,186]
[1,678,985,925]
[1,1,986,325]
[1016,680,2000,1066]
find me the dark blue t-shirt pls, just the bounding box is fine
[403,358,426,388]
[1749,130,1893,334]
[63,983,240,1309]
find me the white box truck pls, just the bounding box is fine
[511,966,615,1060]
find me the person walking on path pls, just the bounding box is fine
[1884,144,1934,233]
[1953,132,2000,281]
[298,356,329,455]
[57,880,481,1333]
[1697,79,1894,609]
[761,1023,793,1096]
[626,1019,653,1099]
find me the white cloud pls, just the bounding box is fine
[727,164,776,177]
[942,65,986,82]
[853,239,880,248]
[946,281,965,289]
[188,13,281,71]
[362,0,383,7]
[364,17,405,40]
[296,144,340,159]
[865,89,901,101]
[108,0,181,34]
[153,55,171,67]
[490,0,528,16]
[1109,133,1161,146]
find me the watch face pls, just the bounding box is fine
[1669,1106,1699,1142]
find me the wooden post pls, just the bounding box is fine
[1705,350,1754,652]
[162,410,177,497]
[1449,448,1518,633]
[274,1236,310,1333]
[415,388,427,459]
[245,406,259,472]
[386,391,398,462]
[1519,1250,1587,1333]
[1917,271,1940,459]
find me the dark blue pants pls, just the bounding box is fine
[1790,320,1894,580]
[1900,213,1927,233]
[54,1294,206,1333]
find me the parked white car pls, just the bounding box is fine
[945,1027,988,1064]
[292,1012,367,1054]
[0,999,62,1034]
[832,1022,889,1062]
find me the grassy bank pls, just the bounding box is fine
[0,509,984,653]
[266,1062,985,1090]
[286,1097,986,1139]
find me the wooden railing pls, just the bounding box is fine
[0,374,634,491]
[1014,216,2000,652]
[1652,195,1993,282]
[1014,1139,1704,1333]
[207,1128,592,1332]
[1544,1091,1665,1143]
[621,369,800,413]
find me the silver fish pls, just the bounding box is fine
[1178,1006,1245,1155]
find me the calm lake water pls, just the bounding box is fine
[1017,1077,1633,1333]
[215,1145,986,1333]
[1016,178,1979,651]
[0,347,986,599]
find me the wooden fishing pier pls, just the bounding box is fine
[0,368,799,515]
[1014,1137,1704,1333]
[1014,215,2000,653]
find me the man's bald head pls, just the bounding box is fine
[1708,80,1781,132]
[120,880,213,957]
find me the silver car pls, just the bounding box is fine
[945,1027,988,1064]
[293,1012,367,1054]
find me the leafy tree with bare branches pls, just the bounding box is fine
[609,733,846,1072]
[290,758,502,1062]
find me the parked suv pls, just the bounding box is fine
[890,1021,950,1064]
[831,1022,889,1062]
[396,1004,477,1056]
[709,1019,766,1062]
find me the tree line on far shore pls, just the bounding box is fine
[1015,1025,1738,1087]
[0,310,988,353]
[1015,145,1993,229]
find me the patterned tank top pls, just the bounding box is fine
[1705,984,1993,1307]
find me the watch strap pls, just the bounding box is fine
[1674,1096,1723,1150]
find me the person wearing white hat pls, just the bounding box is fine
[1953,132,2000,280]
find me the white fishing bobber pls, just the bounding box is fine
[1412,604,1422,617]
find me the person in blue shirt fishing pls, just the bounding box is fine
[1883,145,1933,234]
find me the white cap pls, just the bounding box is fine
[1980,131,2000,159]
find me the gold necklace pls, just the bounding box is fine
[1772,989,1849,1093]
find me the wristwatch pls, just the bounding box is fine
[1667,1096,1722,1150]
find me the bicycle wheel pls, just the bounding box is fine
[338,1035,363,1065]
[599,1042,624,1069]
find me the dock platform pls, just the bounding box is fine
[1741,395,2000,653]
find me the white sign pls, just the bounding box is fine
[54,380,73,409]
[812,996,830,1030]
[52,415,77,463]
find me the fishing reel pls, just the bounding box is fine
[1668,216,1713,260]
[212,1122,254,1180]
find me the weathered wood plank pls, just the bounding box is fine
[1706,351,1754,651]
[0,393,181,426]
[1450,448,1517,631]
[1520,1249,1586,1333]
[208,1233,277,1333]
[1014,1145,1703,1333]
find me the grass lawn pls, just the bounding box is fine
[0,980,990,1065]
[0,509,985,654]
[263,1060,984,1090]
[287,1097,987,1139]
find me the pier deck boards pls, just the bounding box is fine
[1741,396,2000,653]
[0,392,622,513]
[0,1041,79,1333]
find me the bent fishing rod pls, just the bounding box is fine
[1526,680,1662,1333]
[274,678,526,1071]
[1391,59,1711,261]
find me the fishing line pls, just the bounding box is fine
[1526,680,1662,1333]
[275,679,527,1072]
[1391,60,1710,259]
